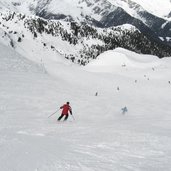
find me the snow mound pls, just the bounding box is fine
[85,48,161,72]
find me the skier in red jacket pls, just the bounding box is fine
[57,102,72,121]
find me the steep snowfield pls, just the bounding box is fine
[0,43,171,171]
[0,43,45,73]
[47,0,82,18]
[107,0,171,20]
[0,0,36,14]
[131,0,171,19]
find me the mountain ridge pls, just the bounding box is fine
[0,0,171,65]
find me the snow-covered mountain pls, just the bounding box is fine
[1,11,171,66]
[1,0,171,20]
[20,0,171,42]
[0,0,171,65]
[0,0,171,40]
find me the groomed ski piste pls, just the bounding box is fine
[0,42,171,171]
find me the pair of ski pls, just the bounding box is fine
[57,120,73,124]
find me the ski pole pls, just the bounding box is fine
[71,114,75,120]
[48,109,60,118]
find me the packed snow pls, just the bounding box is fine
[0,41,171,171]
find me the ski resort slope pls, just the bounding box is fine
[0,43,171,171]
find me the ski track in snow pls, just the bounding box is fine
[0,43,171,171]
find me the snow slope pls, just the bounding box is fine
[0,0,37,14]
[0,43,171,171]
[131,0,171,19]
[0,43,45,73]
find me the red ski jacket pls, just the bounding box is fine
[60,104,72,115]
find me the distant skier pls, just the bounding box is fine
[57,102,72,121]
[121,106,128,114]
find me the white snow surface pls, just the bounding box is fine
[0,0,37,14]
[108,0,171,19]
[0,42,171,171]
[0,0,170,20]
[131,0,171,18]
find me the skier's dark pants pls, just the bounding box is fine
[58,114,68,121]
